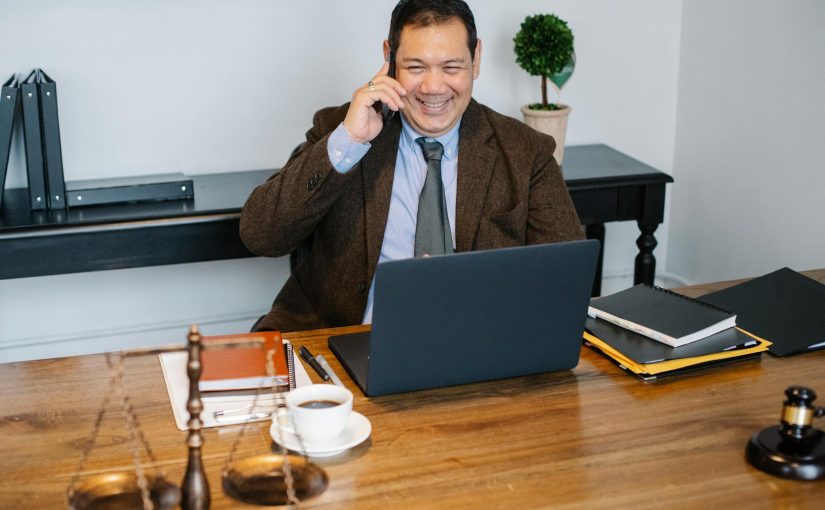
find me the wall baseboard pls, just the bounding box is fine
[599,269,692,296]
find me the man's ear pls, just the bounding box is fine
[472,39,482,79]
[383,40,391,62]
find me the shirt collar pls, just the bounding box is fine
[399,114,461,161]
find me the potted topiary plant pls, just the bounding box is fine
[514,13,575,164]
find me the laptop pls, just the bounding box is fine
[328,239,599,396]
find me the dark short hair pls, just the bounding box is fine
[388,0,478,60]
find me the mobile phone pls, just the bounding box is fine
[387,51,396,79]
[382,51,397,125]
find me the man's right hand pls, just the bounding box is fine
[343,61,406,144]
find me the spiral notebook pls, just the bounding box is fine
[588,284,736,348]
[199,332,291,391]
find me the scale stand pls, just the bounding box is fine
[746,385,825,480]
[181,325,211,509]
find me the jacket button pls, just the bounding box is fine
[357,281,367,293]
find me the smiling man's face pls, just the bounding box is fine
[391,18,481,138]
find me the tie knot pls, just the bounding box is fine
[416,138,444,162]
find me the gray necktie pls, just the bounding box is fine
[414,138,454,257]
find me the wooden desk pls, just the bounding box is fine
[6,272,814,510]
[0,144,671,295]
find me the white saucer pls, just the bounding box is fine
[269,411,372,457]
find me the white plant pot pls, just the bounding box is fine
[521,104,571,165]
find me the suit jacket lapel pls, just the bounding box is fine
[455,100,496,251]
[361,117,402,276]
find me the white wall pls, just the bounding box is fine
[0,258,291,363]
[0,0,683,361]
[667,0,825,283]
[475,1,683,292]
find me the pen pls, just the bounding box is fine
[214,412,271,425]
[315,355,344,387]
[299,345,330,381]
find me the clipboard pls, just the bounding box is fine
[159,339,311,431]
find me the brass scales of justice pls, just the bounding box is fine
[66,325,328,509]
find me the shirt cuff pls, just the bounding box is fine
[327,123,370,174]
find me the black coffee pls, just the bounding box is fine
[298,399,341,409]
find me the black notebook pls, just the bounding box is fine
[697,268,825,357]
[588,284,736,347]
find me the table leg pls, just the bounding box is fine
[585,223,605,296]
[634,222,659,286]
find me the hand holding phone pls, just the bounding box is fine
[343,60,406,144]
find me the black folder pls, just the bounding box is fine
[65,173,194,207]
[20,70,47,210]
[585,316,757,364]
[0,75,19,210]
[36,70,66,209]
[697,268,825,356]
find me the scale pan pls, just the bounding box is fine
[68,473,181,510]
[223,453,328,505]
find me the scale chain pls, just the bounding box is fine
[269,350,298,507]
[67,370,118,503]
[222,346,301,508]
[112,353,154,510]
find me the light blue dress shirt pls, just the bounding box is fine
[327,115,460,324]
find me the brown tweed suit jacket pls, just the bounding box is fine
[239,99,584,332]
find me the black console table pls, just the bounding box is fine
[562,144,673,294]
[0,144,672,294]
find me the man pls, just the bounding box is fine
[240,0,583,332]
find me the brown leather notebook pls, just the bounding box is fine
[200,331,290,391]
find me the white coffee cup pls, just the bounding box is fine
[280,384,353,443]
